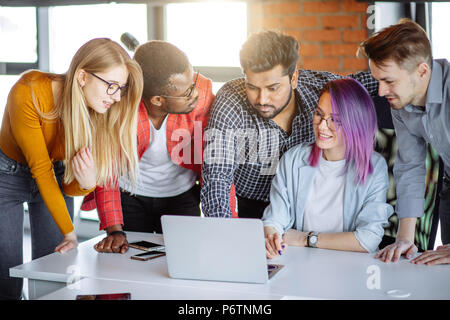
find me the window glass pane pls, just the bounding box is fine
[212,82,225,95]
[166,1,247,67]
[48,3,147,73]
[432,2,450,60]
[0,7,37,63]
[0,75,19,121]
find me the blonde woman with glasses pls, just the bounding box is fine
[0,38,143,300]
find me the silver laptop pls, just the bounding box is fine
[161,215,283,284]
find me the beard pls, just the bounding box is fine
[253,88,293,119]
[387,92,417,110]
[388,78,420,110]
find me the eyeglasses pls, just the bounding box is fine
[161,71,199,100]
[89,72,128,96]
[312,110,340,131]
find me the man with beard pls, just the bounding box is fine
[360,19,450,265]
[81,41,222,253]
[201,30,379,219]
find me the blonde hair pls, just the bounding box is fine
[34,38,142,188]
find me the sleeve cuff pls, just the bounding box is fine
[262,220,284,236]
[61,224,75,236]
[100,219,124,231]
[395,198,425,219]
[63,180,96,197]
[353,230,382,253]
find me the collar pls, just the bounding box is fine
[293,88,306,114]
[300,144,314,163]
[425,60,443,105]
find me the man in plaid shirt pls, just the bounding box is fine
[201,30,379,219]
[81,41,235,253]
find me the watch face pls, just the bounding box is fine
[310,235,318,244]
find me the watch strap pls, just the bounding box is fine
[306,231,314,247]
[108,230,127,238]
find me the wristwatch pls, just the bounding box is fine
[307,231,319,248]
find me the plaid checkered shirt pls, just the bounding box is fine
[80,74,238,230]
[201,69,378,218]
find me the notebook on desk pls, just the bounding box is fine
[161,215,283,284]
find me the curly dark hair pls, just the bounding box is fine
[133,40,190,98]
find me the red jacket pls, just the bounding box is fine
[81,74,237,230]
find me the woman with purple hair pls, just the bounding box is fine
[262,78,393,257]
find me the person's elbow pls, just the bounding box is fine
[354,229,383,253]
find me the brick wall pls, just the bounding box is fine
[250,0,369,75]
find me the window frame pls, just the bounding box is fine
[1,1,249,82]
[0,6,41,75]
[148,1,248,82]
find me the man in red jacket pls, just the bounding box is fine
[81,41,235,253]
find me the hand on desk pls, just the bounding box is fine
[54,230,78,253]
[264,227,308,259]
[264,227,285,259]
[411,244,450,265]
[94,226,129,254]
[374,239,417,263]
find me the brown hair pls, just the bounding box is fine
[240,30,299,78]
[359,18,432,71]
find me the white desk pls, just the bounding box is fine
[38,278,286,300]
[10,232,450,300]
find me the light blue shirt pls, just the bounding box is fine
[262,144,394,253]
[391,59,450,219]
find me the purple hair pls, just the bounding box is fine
[308,78,377,184]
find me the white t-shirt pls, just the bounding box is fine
[120,116,196,197]
[303,156,346,233]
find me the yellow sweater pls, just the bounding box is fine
[0,70,95,235]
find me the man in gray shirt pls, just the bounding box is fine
[360,19,450,265]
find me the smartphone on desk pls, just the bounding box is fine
[128,240,165,251]
[130,250,166,261]
[76,293,131,300]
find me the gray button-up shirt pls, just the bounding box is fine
[391,59,450,219]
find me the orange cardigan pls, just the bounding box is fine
[0,70,94,235]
